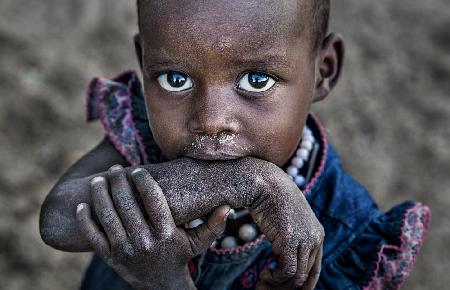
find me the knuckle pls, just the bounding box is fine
[159,227,175,241]
[308,226,325,246]
[119,242,135,258]
[317,223,325,237]
[133,234,152,252]
[312,232,322,245]
[282,264,297,278]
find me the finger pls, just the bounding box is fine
[76,203,110,258]
[300,245,323,290]
[259,248,297,285]
[90,176,130,253]
[108,165,152,251]
[279,246,316,289]
[131,168,176,238]
[185,205,230,256]
[305,245,319,278]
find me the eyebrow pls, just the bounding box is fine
[144,54,291,72]
[230,54,290,69]
[144,59,187,71]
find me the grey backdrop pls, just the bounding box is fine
[0,0,449,289]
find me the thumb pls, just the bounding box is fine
[186,205,231,256]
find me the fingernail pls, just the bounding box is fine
[76,203,85,213]
[224,208,232,222]
[131,168,145,175]
[91,176,105,184]
[109,164,123,172]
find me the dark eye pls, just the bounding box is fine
[238,72,276,92]
[157,72,193,92]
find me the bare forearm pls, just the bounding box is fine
[40,156,280,252]
[40,137,128,251]
[41,153,323,289]
[40,176,93,251]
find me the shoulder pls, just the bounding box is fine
[85,71,164,166]
[307,116,431,290]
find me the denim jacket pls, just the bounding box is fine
[81,71,430,290]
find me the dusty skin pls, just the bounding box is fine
[2,1,449,289]
[43,157,323,289]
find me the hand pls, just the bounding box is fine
[76,165,230,290]
[136,157,323,290]
[250,165,324,290]
[137,157,323,290]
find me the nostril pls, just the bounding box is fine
[187,95,240,135]
[188,114,237,136]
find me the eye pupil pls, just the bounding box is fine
[167,72,187,88]
[248,73,269,89]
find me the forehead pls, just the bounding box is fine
[139,0,312,58]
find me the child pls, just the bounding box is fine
[39,0,430,289]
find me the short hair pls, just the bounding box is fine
[311,0,330,49]
[136,0,329,49]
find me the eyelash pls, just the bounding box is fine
[152,70,281,94]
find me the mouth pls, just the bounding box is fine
[183,133,250,161]
[184,151,244,161]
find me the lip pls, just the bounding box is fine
[185,151,244,161]
[183,133,251,161]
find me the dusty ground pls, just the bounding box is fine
[0,0,449,289]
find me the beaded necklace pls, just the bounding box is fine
[187,125,319,249]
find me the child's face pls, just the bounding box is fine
[137,0,341,167]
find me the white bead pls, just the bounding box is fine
[221,236,238,249]
[287,166,299,177]
[188,218,204,229]
[303,127,312,136]
[294,175,306,187]
[228,209,236,219]
[301,140,313,151]
[239,224,258,242]
[291,157,304,168]
[210,240,218,248]
[296,148,309,160]
[303,134,315,143]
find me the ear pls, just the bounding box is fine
[134,33,143,70]
[313,33,345,103]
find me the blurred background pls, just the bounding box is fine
[0,0,449,289]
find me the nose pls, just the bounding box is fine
[188,87,239,135]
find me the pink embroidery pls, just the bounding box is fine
[209,235,267,255]
[240,267,258,288]
[363,203,431,290]
[304,113,328,196]
[125,72,150,165]
[86,70,147,166]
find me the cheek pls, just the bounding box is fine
[258,113,305,167]
[144,87,187,159]
[252,89,312,166]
